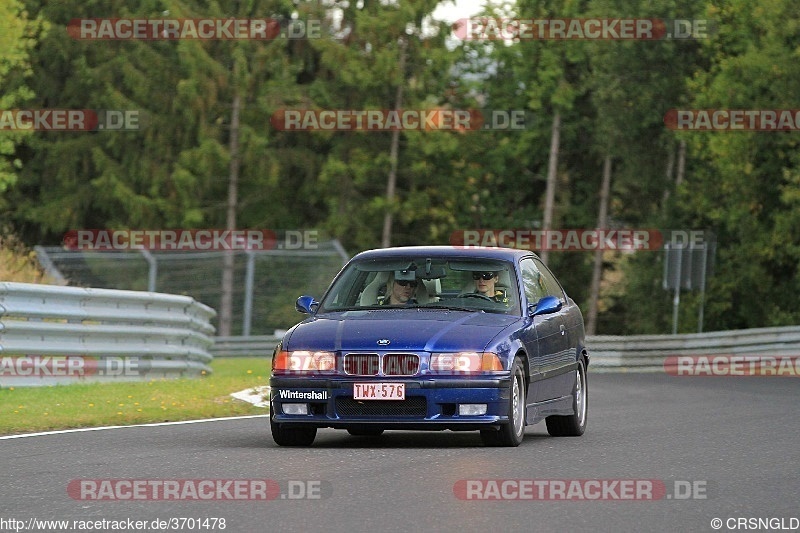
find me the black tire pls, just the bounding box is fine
[270,411,317,446]
[545,357,588,437]
[481,356,526,447]
[346,427,385,437]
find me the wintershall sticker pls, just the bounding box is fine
[665,356,800,376]
[67,479,332,500]
[665,109,800,131]
[276,389,329,400]
[453,479,709,500]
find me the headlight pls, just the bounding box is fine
[272,350,336,373]
[430,352,504,374]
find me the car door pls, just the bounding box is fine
[530,257,577,401]
[519,257,573,402]
[519,258,561,403]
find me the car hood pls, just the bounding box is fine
[284,309,519,353]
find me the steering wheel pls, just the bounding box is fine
[456,292,494,302]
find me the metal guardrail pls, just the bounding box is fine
[211,326,800,372]
[35,240,350,336]
[0,282,216,386]
[587,326,800,372]
[212,335,279,358]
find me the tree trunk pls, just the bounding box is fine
[661,141,675,207]
[219,92,241,337]
[676,140,686,187]
[585,155,612,336]
[381,40,406,248]
[540,111,561,265]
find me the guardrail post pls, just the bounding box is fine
[242,250,255,337]
[671,246,682,335]
[33,246,68,285]
[697,245,708,333]
[139,249,158,292]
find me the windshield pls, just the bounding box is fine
[317,256,521,315]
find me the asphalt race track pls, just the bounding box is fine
[1,373,797,533]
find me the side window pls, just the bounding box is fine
[532,257,566,301]
[519,258,548,305]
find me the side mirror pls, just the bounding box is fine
[296,295,319,314]
[529,295,562,317]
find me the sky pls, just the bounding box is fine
[431,0,487,23]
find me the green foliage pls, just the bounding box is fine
[1,0,799,332]
[674,0,800,328]
[0,0,45,200]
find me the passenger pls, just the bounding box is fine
[472,271,509,305]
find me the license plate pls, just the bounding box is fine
[353,383,405,400]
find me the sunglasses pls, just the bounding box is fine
[396,280,418,287]
[472,272,496,280]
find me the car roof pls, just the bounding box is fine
[351,246,535,262]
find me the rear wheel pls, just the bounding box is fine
[545,357,587,437]
[270,411,317,446]
[481,357,526,447]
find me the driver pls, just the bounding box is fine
[378,270,418,305]
[472,271,509,305]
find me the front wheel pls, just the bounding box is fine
[270,411,317,446]
[481,357,526,447]
[545,357,588,437]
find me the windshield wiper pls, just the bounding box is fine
[329,305,426,311]
[421,304,482,313]
[327,305,387,311]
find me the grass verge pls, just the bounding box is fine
[0,233,55,283]
[0,358,270,436]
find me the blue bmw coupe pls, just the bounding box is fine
[270,246,589,446]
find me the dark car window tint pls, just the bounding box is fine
[520,258,548,305]
[532,257,566,301]
[318,257,520,314]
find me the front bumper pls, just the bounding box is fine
[269,376,512,431]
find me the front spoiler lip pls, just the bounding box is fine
[270,377,510,388]
[268,418,506,431]
[270,377,512,429]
